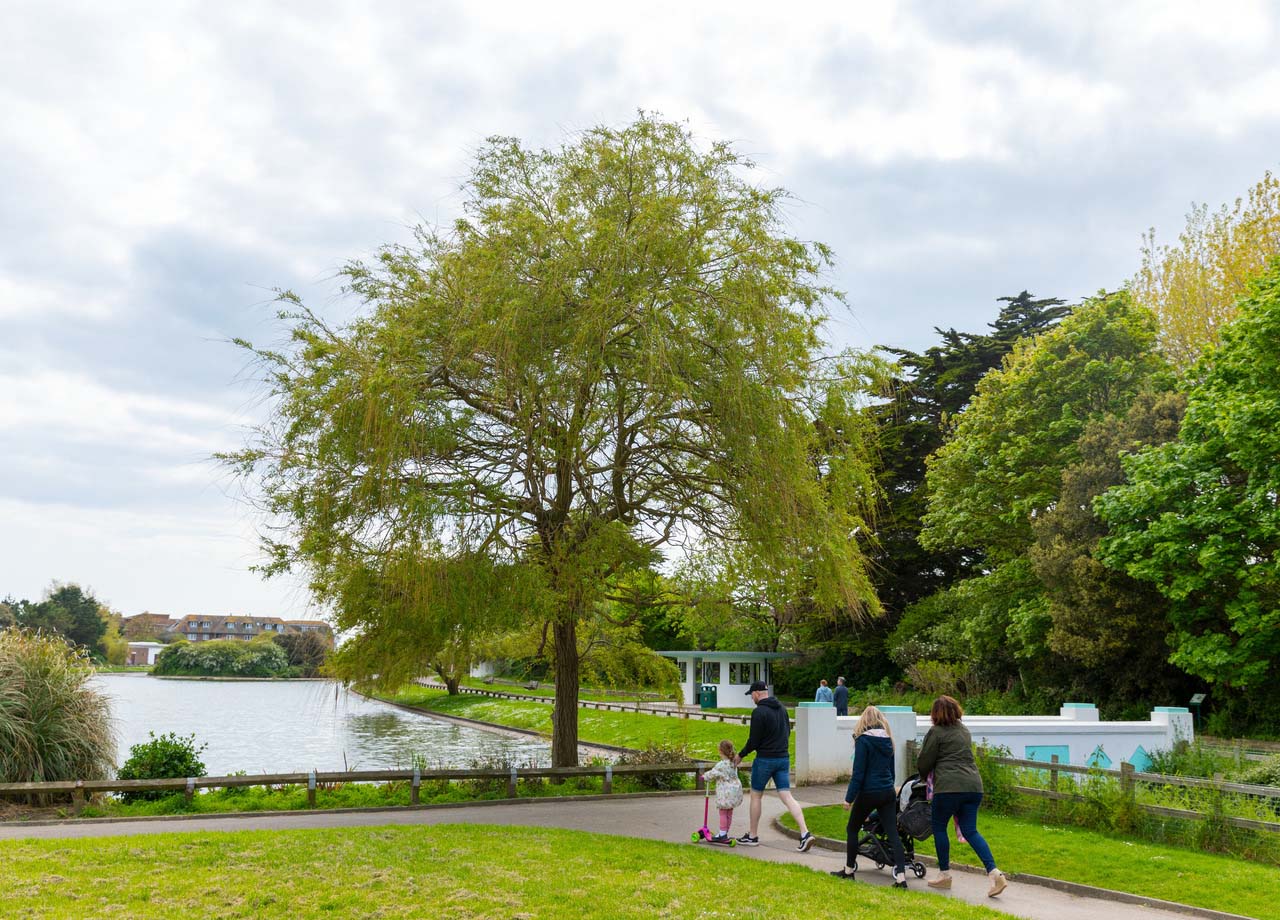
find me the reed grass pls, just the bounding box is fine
[0,630,116,789]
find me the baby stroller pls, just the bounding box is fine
[852,773,930,878]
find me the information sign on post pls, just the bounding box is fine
[1189,693,1206,730]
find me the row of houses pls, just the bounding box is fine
[123,612,334,665]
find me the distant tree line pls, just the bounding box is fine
[0,584,127,664]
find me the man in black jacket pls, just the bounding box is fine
[733,681,815,851]
[833,676,849,717]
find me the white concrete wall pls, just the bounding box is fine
[794,703,1194,786]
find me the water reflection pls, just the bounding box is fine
[94,673,549,775]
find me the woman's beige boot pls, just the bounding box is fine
[987,869,1008,897]
[927,870,953,889]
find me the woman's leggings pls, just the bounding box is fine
[930,791,996,872]
[846,789,905,873]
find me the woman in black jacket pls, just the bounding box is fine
[830,705,907,887]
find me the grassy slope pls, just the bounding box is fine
[0,825,1003,920]
[785,806,1278,919]
[386,687,797,761]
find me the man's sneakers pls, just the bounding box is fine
[829,865,856,879]
[734,831,815,851]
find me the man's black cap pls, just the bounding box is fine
[745,680,768,695]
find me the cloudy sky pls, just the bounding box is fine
[2,0,1278,619]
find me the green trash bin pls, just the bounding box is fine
[699,684,718,709]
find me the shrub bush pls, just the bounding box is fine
[615,741,694,790]
[116,732,207,801]
[1147,741,1237,779]
[973,745,1016,813]
[1237,755,1280,788]
[153,637,290,677]
[0,629,115,788]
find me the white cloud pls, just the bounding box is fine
[0,368,239,453]
[1,0,1278,616]
[0,496,314,618]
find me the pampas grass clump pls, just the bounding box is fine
[0,629,115,785]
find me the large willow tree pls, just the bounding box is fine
[226,116,879,765]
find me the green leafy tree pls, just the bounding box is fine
[1030,389,1190,706]
[908,293,1169,686]
[870,292,1069,618]
[98,605,129,665]
[1131,171,1280,369]
[271,630,331,678]
[225,116,880,765]
[922,293,1168,562]
[0,599,14,630]
[1098,263,1280,727]
[16,584,108,654]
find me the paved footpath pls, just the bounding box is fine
[0,784,1228,920]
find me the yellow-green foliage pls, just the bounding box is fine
[1131,170,1280,369]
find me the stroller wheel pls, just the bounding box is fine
[913,863,927,878]
[875,861,885,870]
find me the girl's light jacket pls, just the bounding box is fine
[703,758,744,809]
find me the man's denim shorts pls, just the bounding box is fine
[750,756,791,792]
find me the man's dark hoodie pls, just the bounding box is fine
[739,696,790,760]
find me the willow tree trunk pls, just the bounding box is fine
[551,618,580,767]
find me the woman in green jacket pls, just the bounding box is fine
[914,695,1008,897]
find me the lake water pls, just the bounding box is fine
[94,673,549,775]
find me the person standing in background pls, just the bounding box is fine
[833,676,849,716]
[815,679,834,703]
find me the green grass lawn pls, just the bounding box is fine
[0,825,1004,920]
[459,676,677,704]
[385,686,797,761]
[785,805,1279,919]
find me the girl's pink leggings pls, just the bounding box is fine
[719,807,733,831]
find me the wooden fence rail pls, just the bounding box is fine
[415,681,760,725]
[905,741,1280,835]
[0,762,714,814]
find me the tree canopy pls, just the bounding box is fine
[869,292,1069,617]
[1131,171,1280,369]
[9,584,108,654]
[1029,389,1189,706]
[226,115,881,765]
[897,293,1171,693]
[1098,261,1280,712]
[921,292,1168,562]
